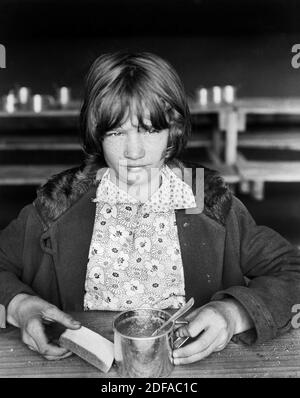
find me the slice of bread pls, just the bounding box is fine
[59,326,114,373]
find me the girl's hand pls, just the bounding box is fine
[7,293,81,360]
[173,298,253,365]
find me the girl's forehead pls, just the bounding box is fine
[101,95,169,131]
[117,101,152,126]
[120,113,152,128]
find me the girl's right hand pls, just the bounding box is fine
[6,293,81,360]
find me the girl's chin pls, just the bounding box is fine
[115,173,143,185]
[125,176,147,186]
[120,170,150,183]
[113,166,161,187]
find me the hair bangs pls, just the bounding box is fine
[95,81,171,136]
[94,84,129,139]
[135,92,170,132]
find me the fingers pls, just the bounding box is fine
[25,340,72,361]
[11,296,79,361]
[173,326,219,362]
[183,308,201,323]
[173,305,232,365]
[173,338,218,365]
[41,306,81,330]
[22,333,40,352]
[174,320,189,331]
[44,351,73,361]
[173,327,228,365]
[176,310,208,339]
[22,317,71,359]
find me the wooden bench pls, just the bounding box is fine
[0,165,75,185]
[236,153,300,200]
[237,131,300,151]
[0,135,81,150]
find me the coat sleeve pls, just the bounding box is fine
[211,196,300,345]
[0,205,37,327]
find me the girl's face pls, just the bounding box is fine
[102,111,169,192]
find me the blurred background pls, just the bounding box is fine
[0,0,300,246]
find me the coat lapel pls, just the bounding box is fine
[176,210,226,309]
[50,187,97,311]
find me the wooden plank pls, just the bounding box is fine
[0,165,75,185]
[188,101,233,115]
[238,132,300,150]
[1,310,300,378]
[0,109,79,118]
[211,127,223,157]
[0,136,81,150]
[251,180,265,201]
[224,110,239,165]
[203,161,240,184]
[206,149,240,184]
[237,160,300,182]
[236,98,300,115]
[190,97,300,115]
[0,142,80,150]
[187,134,212,148]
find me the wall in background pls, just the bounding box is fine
[0,34,300,99]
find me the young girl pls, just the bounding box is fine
[0,52,299,365]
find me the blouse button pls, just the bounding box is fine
[183,222,189,228]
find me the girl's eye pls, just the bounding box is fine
[105,130,125,137]
[142,127,160,135]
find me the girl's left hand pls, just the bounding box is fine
[173,299,253,365]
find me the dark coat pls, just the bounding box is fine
[0,161,299,345]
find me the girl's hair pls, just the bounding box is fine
[80,51,191,165]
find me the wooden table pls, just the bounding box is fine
[0,311,300,378]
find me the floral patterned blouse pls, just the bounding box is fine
[83,165,196,311]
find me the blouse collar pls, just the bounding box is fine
[93,165,196,212]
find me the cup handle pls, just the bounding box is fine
[173,320,190,349]
[173,336,190,349]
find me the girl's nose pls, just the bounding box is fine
[124,132,145,160]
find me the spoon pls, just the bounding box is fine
[151,297,195,337]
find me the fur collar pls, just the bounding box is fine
[34,159,233,229]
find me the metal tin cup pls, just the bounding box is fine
[2,92,16,113]
[222,85,236,104]
[113,308,175,378]
[195,87,208,106]
[57,86,71,108]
